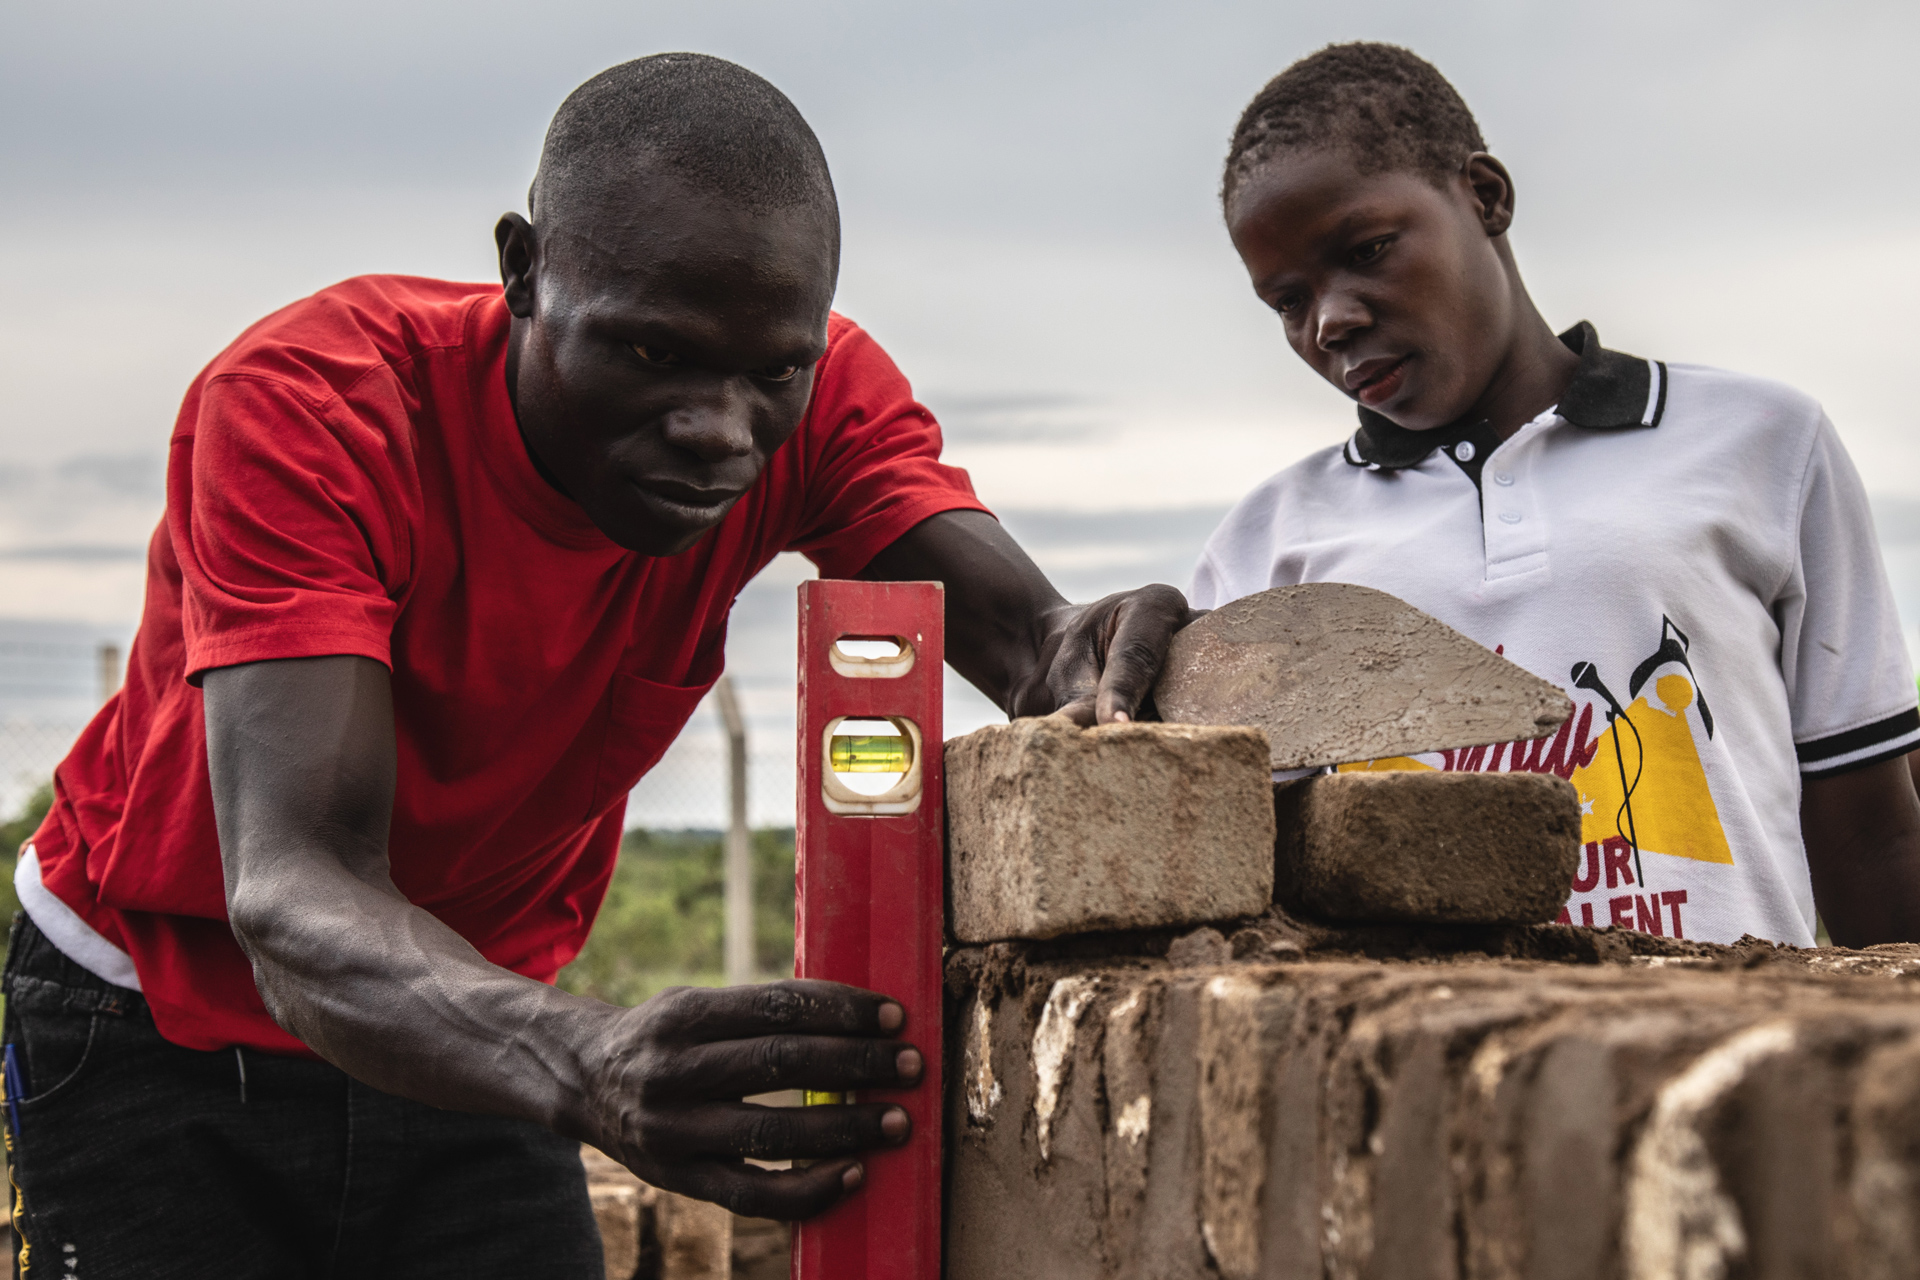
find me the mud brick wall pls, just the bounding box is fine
[944,920,1920,1280]
[584,1145,789,1280]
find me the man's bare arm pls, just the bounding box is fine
[205,654,919,1218]
[859,509,1193,724]
[1803,755,1920,947]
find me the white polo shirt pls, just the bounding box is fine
[1191,324,1920,946]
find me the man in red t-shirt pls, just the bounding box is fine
[3,56,1190,1275]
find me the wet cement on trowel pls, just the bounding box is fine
[1153,584,1573,771]
[944,909,1920,1280]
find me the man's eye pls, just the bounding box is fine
[1352,237,1392,265]
[632,345,681,368]
[1273,294,1306,317]
[756,364,801,383]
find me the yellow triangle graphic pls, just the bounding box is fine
[1569,675,1732,865]
[1337,756,1438,773]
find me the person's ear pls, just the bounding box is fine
[1463,153,1516,239]
[496,213,538,319]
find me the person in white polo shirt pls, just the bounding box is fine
[1197,42,1920,947]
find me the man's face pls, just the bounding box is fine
[500,180,837,555]
[1226,149,1514,432]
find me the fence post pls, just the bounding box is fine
[715,675,753,989]
[97,643,121,705]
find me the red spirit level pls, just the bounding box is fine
[792,579,945,1280]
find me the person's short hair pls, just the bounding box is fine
[532,53,837,230]
[1223,43,1485,206]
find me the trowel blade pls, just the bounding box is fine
[1153,584,1572,771]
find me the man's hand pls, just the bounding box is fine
[859,509,1196,723]
[1008,588,1194,725]
[589,981,921,1219]
[206,655,919,1220]
[1804,754,1920,946]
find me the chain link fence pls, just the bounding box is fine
[0,628,117,821]
[0,715,84,820]
[0,711,800,833]
[624,705,796,831]
[0,634,800,833]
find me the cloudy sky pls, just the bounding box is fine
[4,0,1917,823]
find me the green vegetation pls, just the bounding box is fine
[0,783,49,1021]
[0,783,50,930]
[556,826,797,1008]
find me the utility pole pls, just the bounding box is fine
[714,675,753,988]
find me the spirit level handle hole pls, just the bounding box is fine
[829,635,915,678]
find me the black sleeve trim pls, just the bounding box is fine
[1797,707,1920,768]
[1802,738,1920,779]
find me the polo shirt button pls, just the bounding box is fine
[1453,442,1476,462]
[1494,471,1514,486]
[1499,511,1522,524]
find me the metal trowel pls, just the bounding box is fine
[1153,584,1572,771]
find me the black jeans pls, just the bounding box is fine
[0,913,603,1278]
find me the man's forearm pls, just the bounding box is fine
[206,654,617,1143]
[227,845,616,1138]
[1804,755,1920,946]
[205,659,933,1219]
[860,509,1193,724]
[858,509,1069,713]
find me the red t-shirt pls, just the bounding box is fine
[31,275,987,1055]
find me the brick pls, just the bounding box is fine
[945,715,1275,943]
[1274,770,1579,924]
[657,1189,733,1280]
[945,937,1920,1280]
[1848,1038,1920,1275]
[581,1145,652,1280]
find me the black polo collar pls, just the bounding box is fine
[1343,322,1668,471]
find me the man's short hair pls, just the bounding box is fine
[1223,43,1485,206]
[532,53,837,229]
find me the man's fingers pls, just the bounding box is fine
[667,1157,865,1222]
[644,980,905,1043]
[1094,585,1188,725]
[650,1100,912,1162]
[663,1035,923,1097]
[1052,694,1099,728]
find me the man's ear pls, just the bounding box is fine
[496,213,538,319]
[1463,153,1516,239]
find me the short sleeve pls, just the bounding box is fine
[1186,470,1303,611]
[780,319,991,578]
[168,373,413,683]
[1779,414,1920,776]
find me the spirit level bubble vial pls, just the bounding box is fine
[793,580,944,1280]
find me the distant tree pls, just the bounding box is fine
[557,827,796,1008]
[0,784,50,863]
[0,782,51,949]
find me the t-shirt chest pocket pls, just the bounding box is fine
[588,668,719,821]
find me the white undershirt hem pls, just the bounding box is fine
[14,845,142,992]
